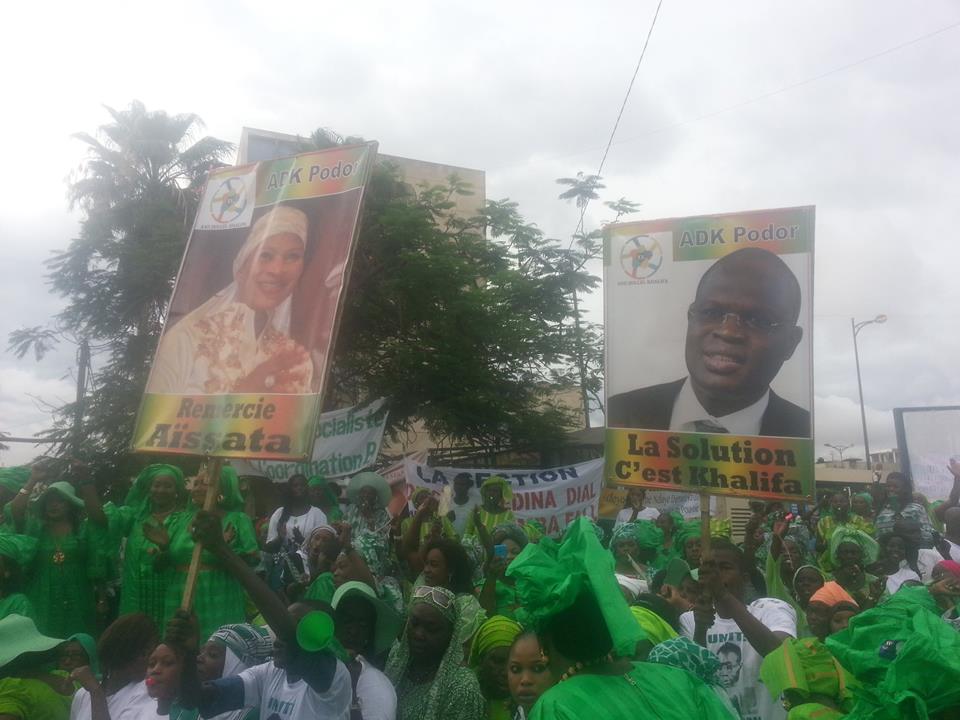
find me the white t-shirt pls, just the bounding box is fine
[266,506,329,545]
[916,548,945,584]
[71,680,161,720]
[614,506,660,526]
[449,493,479,535]
[355,656,397,720]
[680,598,796,720]
[241,659,351,720]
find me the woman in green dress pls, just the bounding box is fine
[653,511,684,571]
[469,615,524,720]
[0,533,37,622]
[308,475,343,523]
[10,470,107,638]
[111,463,189,628]
[161,466,259,641]
[506,517,735,720]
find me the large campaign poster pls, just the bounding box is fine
[133,143,377,460]
[604,207,815,501]
[894,405,960,501]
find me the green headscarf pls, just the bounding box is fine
[521,520,546,542]
[217,466,245,512]
[649,636,723,687]
[307,474,327,488]
[853,491,874,510]
[493,523,528,549]
[508,516,644,657]
[481,475,513,502]
[0,533,38,567]
[0,467,30,495]
[629,606,677,645]
[610,520,663,551]
[125,464,185,515]
[468,615,523,667]
[760,637,856,711]
[829,526,879,566]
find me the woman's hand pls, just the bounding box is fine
[234,348,306,393]
[69,665,100,694]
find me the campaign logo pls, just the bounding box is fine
[620,235,663,280]
[210,177,249,224]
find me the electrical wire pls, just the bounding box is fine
[568,0,664,246]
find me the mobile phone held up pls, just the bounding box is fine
[493,544,508,559]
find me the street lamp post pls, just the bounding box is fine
[851,315,886,470]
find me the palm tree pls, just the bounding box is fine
[556,172,606,209]
[8,101,233,471]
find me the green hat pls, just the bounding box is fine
[481,476,513,501]
[0,614,64,668]
[308,474,327,488]
[332,581,403,656]
[35,481,85,510]
[65,633,100,678]
[611,519,663,551]
[347,472,391,509]
[508,516,644,657]
[0,533,38,567]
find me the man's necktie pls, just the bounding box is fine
[692,419,729,434]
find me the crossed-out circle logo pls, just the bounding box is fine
[620,234,663,280]
[210,176,248,224]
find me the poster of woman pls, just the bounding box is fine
[134,143,377,460]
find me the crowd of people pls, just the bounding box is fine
[1,459,960,720]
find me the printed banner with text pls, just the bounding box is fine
[133,143,378,460]
[405,458,604,537]
[232,398,388,481]
[603,206,815,501]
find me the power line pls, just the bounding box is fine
[569,0,664,245]
[530,16,960,179]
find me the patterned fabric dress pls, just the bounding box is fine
[23,518,103,637]
[163,509,259,641]
[111,505,190,628]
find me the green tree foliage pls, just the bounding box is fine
[8,101,233,476]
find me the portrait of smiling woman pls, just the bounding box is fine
[147,204,315,395]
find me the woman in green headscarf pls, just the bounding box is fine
[609,520,662,588]
[653,511,684,570]
[162,465,258,641]
[465,477,516,538]
[386,585,486,720]
[507,517,736,720]
[111,463,189,627]
[11,465,108,637]
[675,519,703,569]
[0,533,37,621]
[828,526,882,609]
[469,615,524,720]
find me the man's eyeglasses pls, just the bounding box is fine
[687,305,785,334]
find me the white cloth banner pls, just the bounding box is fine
[235,398,388,482]
[405,457,604,536]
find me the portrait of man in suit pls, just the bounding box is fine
[607,246,809,437]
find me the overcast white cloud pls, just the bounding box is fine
[2,0,959,466]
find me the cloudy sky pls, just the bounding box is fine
[2,0,959,467]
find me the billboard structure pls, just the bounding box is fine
[132,143,378,460]
[894,405,960,501]
[603,206,815,502]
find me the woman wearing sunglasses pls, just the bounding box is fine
[385,585,485,720]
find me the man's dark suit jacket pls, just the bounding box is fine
[606,378,810,438]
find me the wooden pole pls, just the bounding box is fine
[699,492,711,561]
[181,457,224,610]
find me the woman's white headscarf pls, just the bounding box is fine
[216,204,309,335]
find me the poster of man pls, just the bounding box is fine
[133,143,377,460]
[603,207,815,501]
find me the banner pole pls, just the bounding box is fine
[699,492,711,561]
[181,457,224,611]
